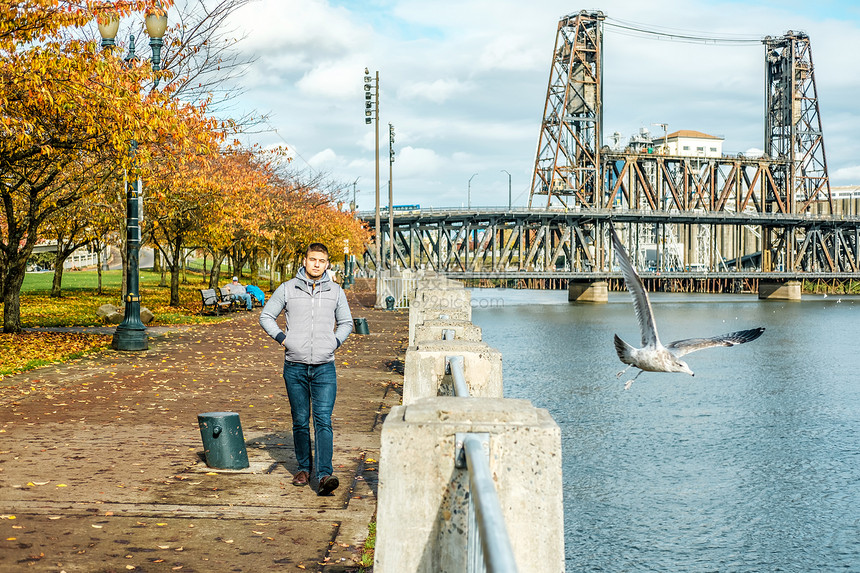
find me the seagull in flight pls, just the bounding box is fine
[609,223,765,389]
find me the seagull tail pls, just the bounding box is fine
[614,334,636,365]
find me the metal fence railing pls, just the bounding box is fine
[379,277,418,308]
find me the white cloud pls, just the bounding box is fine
[308,148,338,169]
[398,79,473,104]
[395,146,445,177]
[297,57,367,100]
[831,165,860,184]
[232,0,364,56]
[477,36,546,72]
[227,0,860,208]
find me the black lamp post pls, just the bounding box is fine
[98,10,167,351]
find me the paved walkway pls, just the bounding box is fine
[0,295,406,572]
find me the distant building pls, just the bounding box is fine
[29,241,109,271]
[652,130,724,158]
[830,185,860,200]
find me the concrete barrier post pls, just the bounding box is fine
[413,319,482,344]
[403,340,502,404]
[375,397,565,573]
[409,289,472,345]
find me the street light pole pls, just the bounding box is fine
[364,68,380,275]
[98,9,167,352]
[388,123,394,271]
[351,177,359,211]
[652,122,668,154]
[501,169,511,210]
[468,173,478,209]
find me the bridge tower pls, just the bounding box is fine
[763,31,832,271]
[529,11,605,209]
[763,32,832,213]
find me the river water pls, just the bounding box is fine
[469,288,860,572]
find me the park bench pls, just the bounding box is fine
[219,286,244,311]
[199,288,233,315]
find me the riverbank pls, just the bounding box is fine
[0,292,407,572]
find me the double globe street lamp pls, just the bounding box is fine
[97,9,168,351]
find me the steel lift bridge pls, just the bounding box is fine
[363,11,860,295]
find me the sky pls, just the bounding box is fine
[222,0,860,209]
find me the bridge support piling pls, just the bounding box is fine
[758,280,802,301]
[568,279,608,303]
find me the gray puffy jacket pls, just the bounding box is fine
[259,268,353,364]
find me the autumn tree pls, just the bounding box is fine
[83,193,119,295]
[144,134,224,306]
[44,197,95,297]
[244,164,370,288]
[156,0,256,113]
[186,146,272,290]
[0,0,226,332]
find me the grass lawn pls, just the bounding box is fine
[0,268,272,379]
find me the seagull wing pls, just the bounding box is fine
[667,327,765,357]
[610,223,660,347]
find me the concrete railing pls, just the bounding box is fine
[375,277,565,572]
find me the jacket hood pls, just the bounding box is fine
[296,266,331,287]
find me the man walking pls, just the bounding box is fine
[259,243,353,495]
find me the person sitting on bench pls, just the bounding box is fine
[226,276,253,311]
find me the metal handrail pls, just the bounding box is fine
[447,355,519,572]
[464,434,519,573]
[447,355,470,397]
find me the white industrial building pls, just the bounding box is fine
[651,129,724,158]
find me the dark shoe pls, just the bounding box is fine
[291,471,309,487]
[317,475,339,496]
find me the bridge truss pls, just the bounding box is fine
[529,12,832,215]
[358,12,853,290]
[364,208,860,282]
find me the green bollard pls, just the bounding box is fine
[197,411,249,469]
[353,317,370,334]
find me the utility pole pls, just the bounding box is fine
[501,169,512,209]
[351,177,359,211]
[364,68,380,274]
[388,123,395,271]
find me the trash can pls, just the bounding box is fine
[385,295,396,310]
[197,411,249,469]
[353,317,370,335]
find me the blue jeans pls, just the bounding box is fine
[232,293,252,310]
[283,360,337,480]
